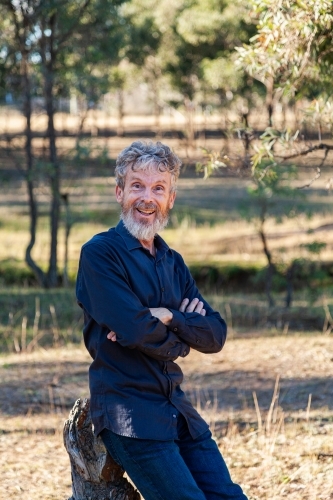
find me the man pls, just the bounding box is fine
[76,140,248,500]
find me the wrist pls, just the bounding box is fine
[165,309,173,326]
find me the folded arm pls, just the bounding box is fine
[168,264,227,354]
[77,242,189,362]
[108,298,206,340]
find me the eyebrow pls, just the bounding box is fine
[130,177,168,185]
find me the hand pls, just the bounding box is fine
[179,298,206,316]
[149,307,173,326]
[107,331,117,342]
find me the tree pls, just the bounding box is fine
[236,0,333,126]
[0,0,126,287]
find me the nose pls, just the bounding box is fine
[141,186,154,203]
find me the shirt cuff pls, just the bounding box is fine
[168,309,186,335]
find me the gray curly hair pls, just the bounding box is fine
[115,140,182,193]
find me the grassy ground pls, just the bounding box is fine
[0,287,332,355]
[1,334,333,500]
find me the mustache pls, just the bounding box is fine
[135,202,157,211]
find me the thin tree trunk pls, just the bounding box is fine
[22,53,47,286]
[285,260,296,308]
[241,110,251,169]
[266,77,274,128]
[61,193,72,288]
[259,211,275,307]
[152,78,161,138]
[64,398,140,500]
[42,16,61,287]
[117,89,124,137]
[184,97,195,150]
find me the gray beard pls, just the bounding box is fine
[120,207,169,241]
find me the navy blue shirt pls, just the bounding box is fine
[76,221,227,440]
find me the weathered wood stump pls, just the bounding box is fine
[63,398,140,500]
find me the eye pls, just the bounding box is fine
[132,183,141,189]
[155,185,165,192]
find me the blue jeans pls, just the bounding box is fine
[100,413,247,500]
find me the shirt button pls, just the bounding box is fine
[161,287,165,292]
[172,414,177,418]
[174,327,178,332]
[167,351,170,354]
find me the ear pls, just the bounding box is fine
[115,185,123,204]
[169,191,176,209]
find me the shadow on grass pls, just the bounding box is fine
[184,371,333,414]
[1,358,332,419]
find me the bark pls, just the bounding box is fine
[64,398,141,500]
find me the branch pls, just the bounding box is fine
[278,143,333,161]
[297,167,321,190]
[297,148,329,189]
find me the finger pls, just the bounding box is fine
[179,298,189,312]
[107,331,116,341]
[194,301,204,314]
[200,309,206,316]
[185,298,199,312]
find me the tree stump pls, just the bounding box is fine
[63,398,140,500]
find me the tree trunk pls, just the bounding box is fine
[45,65,60,287]
[258,211,275,307]
[61,193,72,288]
[117,89,124,137]
[266,76,274,128]
[285,260,297,308]
[41,16,61,288]
[64,398,141,500]
[152,78,161,138]
[22,54,47,287]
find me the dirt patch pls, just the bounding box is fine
[1,335,333,499]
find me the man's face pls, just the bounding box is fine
[115,166,176,242]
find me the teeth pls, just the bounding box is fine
[138,209,155,214]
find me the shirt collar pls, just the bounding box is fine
[114,220,170,260]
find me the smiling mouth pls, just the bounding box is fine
[137,208,156,216]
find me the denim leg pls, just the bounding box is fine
[176,415,248,500]
[100,427,207,500]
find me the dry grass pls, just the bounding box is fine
[1,335,333,499]
[1,174,333,278]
